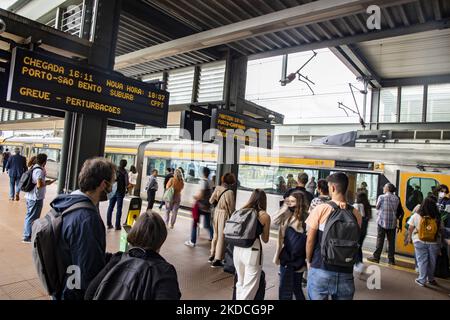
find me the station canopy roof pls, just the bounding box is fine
[115,0,450,88]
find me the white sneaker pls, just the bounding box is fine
[184,240,195,248]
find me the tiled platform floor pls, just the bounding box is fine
[0,173,449,300]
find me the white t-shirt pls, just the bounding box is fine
[353,203,366,217]
[408,213,439,244]
[25,165,46,201]
[128,172,138,185]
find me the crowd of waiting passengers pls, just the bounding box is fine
[2,149,450,300]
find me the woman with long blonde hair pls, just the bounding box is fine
[165,168,184,228]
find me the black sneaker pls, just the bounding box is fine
[427,280,438,286]
[115,226,122,231]
[367,256,379,263]
[208,256,215,263]
[22,238,31,243]
[107,225,114,230]
[211,260,224,268]
[388,260,395,266]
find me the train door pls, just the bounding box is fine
[396,172,450,256]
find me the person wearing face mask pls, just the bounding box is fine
[438,185,450,212]
[273,191,309,300]
[49,157,116,300]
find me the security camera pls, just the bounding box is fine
[0,19,6,34]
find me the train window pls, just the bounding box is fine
[405,177,439,211]
[147,158,171,176]
[39,148,59,162]
[107,154,136,168]
[356,173,378,206]
[239,165,276,192]
[146,158,216,183]
[329,171,378,205]
[238,165,319,195]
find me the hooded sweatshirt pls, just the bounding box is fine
[50,190,106,300]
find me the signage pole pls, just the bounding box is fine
[59,0,121,192]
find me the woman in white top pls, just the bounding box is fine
[128,165,138,195]
[407,196,441,287]
[233,189,271,300]
[353,191,372,274]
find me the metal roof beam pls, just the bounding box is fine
[248,18,450,60]
[0,8,90,58]
[416,1,426,24]
[330,45,381,87]
[381,74,450,87]
[382,7,396,28]
[397,5,410,26]
[115,0,417,70]
[121,0,222,60]
[432,0,442,21]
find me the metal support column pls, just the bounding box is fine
[58,0,122,193]
[216,51,247,188]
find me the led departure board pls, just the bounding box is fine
[211,109,274,149]
[6,47,169,127]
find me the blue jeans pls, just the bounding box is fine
[23,199,44,240]
[190,211,213,244]
[9,175,20,199]
[279,266,305,300]
[106,193,124,228]
[307,267,355,300]
[414,241,440,284]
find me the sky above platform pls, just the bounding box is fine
[246,48,369,125]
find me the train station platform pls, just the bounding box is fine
[0,173,449,300]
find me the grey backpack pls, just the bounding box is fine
[321,201,360,268]
[224,208,259,248]
[31,201,97,298]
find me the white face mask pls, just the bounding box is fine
[439,192,446,199]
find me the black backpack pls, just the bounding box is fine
[320,201,360,268]
[31,201,97,298]
[19,166,41,192]
[279,226,307,270]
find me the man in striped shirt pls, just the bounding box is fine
[367,183,400,265]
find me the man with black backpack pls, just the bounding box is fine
[106,159,129,230]
[22,153,55,243]
[37,157,116,300]
[305,172,362,300]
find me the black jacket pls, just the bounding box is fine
[85,248,181,300]
[6,154,27,178]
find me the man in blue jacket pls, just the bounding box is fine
[6,147,27,200]
[50,157,116,300]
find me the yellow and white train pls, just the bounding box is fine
[1,136,449,257]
